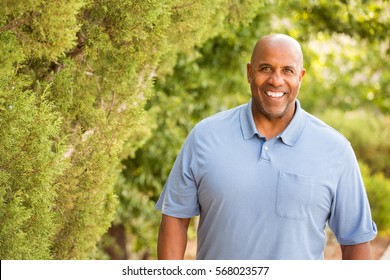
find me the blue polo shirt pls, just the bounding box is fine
[155,99,377,259]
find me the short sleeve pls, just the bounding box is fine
[155,128,200,218]
[328,144,377,245]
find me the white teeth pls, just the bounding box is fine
[265,91,284,98]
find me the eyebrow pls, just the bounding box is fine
[283,65,297,69]
[257,63,297,69]
[257,63,272,69]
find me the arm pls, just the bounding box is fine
[157,214,191,260]
[340,242,372,260]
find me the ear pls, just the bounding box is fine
[299,68,306,83]
[246,63,252,83]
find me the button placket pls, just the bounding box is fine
[260,141,271,161]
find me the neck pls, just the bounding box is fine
[253,108,296,140]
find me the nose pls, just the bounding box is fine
[268,72,284,87]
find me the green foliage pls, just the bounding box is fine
[299,33,390,114]
[288,0,390,41]
[0,0,86,59]
[0,29,65,259]
[0,72,64,259]
[0,0,178,259]
[360,163,390,234]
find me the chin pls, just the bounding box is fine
[264,106,291,119]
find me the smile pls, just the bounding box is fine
[265,91,285,98]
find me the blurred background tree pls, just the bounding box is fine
[1,0,389,259]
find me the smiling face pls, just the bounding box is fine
[247,34,306,122]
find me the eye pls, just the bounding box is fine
[283,68,295,74]
[259,66,272,72]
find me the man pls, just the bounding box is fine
[155,34,377,260]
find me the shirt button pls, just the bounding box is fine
[264,146,269,151]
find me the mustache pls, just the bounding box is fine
[263,86,288,92]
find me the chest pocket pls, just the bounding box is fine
[276,171,313,220]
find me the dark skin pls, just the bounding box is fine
[246,34,305,139]
[157,215,190,259]
[157,34,373,260]
[340,243,372,260]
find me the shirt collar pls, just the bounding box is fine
[278,99,306,146]
[240,99,306,146]
[240,99,259,140]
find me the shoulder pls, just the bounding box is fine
[299,110,360,173]
[302,109,351,149]
[194,104,245,133]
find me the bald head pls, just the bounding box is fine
[251,34,304,69]
[246,33,306,122]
